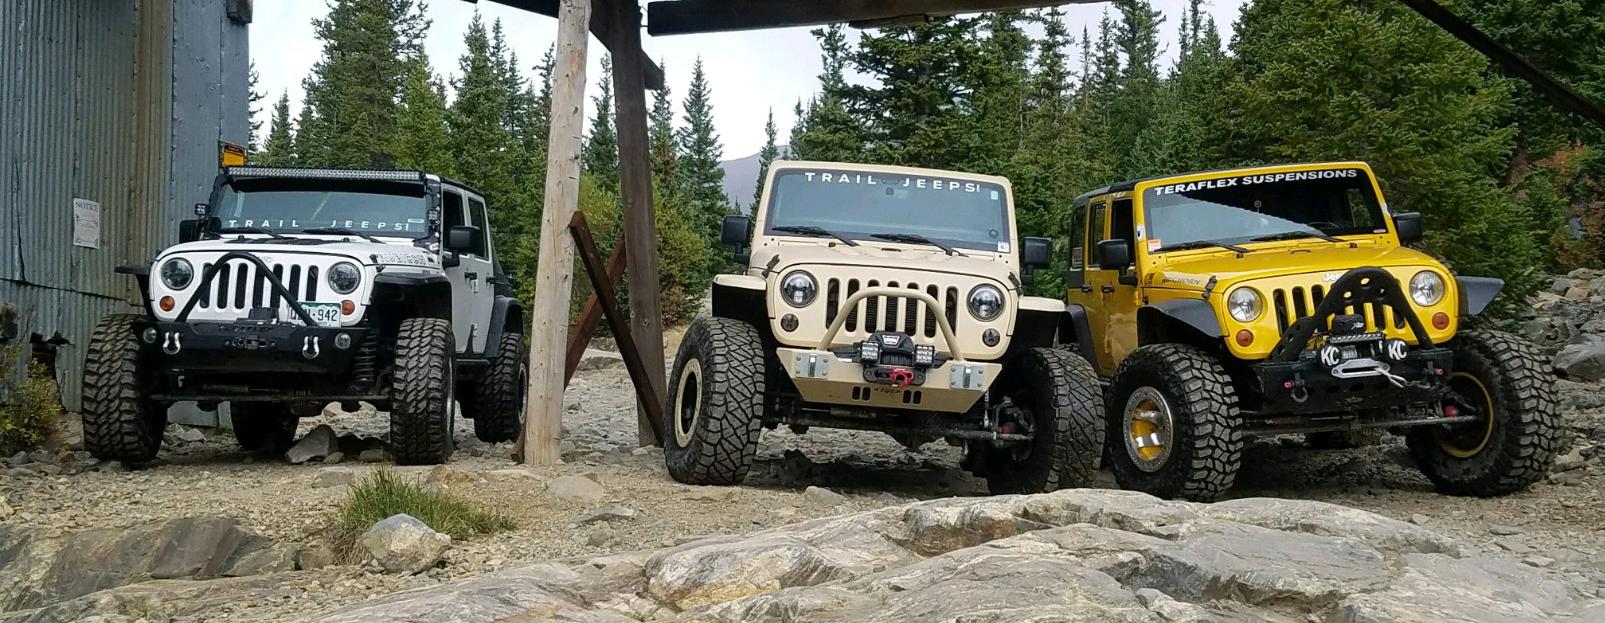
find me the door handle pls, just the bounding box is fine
[1101,285,1116,294]
[1080,286,1094,293]
[466,272,479,280]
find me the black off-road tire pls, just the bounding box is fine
[469,332,527,443]
[389,317,456,465]
[1406,329,1559,496]
[230,403,299,452]
[664,316,765,486]
[82,314,165,463]
[985,348,1105,494]
[1106,344,1243,502]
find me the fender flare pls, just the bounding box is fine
[486,295,525,346]
[1457,276,1503,317]
[1141,298,1223,338]
[1062,304,1100,370]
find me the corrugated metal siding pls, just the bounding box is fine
[169,0,250,232]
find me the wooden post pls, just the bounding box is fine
[609,0,667,447]
[522,0,591,465]
[570,213,667,443]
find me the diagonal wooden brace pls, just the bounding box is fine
[567,211,666,443]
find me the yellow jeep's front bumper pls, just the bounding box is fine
[777,347,1000,414]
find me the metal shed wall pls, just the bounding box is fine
[0,0,247,411]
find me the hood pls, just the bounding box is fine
[158,237,440,269]
[1147,242,1443,291]
[754,241,1018,288]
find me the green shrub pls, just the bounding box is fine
[0,335,60,455]
[328,467,515,559]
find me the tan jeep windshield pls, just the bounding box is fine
[763,168,1010,252]
[1142,168,1387,251]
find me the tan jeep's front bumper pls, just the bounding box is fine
[777,347,1000,413]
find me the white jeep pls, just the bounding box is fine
[82,167,527,465]
[665,161,1104,494]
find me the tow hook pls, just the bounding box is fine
[161,331,183,355]
[302,336,321,360]
[1285,373,1309,404]
[886,367,915,387]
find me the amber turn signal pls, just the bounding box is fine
[1235,329,1254,347]
[341,300,356,315]
[1431,312,1450,330]
[159,296,175,312]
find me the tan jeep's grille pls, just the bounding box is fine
[197,259,319,312]
[824,278,959,339]
[1270,285,1407,333]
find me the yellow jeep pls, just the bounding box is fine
[1063,162,1560,501]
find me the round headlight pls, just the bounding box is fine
[1409,271,1444,306]
[968,285,1004,321]
[779,271,817,307]
[1227,287,1263,323]
[160,258,194,290]
[328,262,362,295]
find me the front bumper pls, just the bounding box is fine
[1253,347,1453,415]
[132,321,368,374]
[777,346,1000,414]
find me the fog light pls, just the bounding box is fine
[982,328,1000,347]
[780,313,799,332]
[1319,344,1343,368]
[333,333,352,350]
[141,327,158,343]
[1431,312,1450,330]
[341,300,356,315]
[914,344,936,365]
[1384,338,1409,362]
[859,341,880,363]
[1235,329,1254,347]
[159,296,175,312]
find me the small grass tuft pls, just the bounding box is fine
[328,467,515,558]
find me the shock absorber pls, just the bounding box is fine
[348,331,379,391]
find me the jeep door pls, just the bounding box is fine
[441,188,495,354]
[1082,196,1142,375]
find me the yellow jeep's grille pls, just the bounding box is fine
[196,259,320,312]
[1269,285,1408,333]
[824,278,959,339]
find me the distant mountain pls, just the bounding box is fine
[719,145,787,214]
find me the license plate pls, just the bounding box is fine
[300,302,341,327]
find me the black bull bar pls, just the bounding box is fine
[1266,266,1436,362]
[175,251,322,326]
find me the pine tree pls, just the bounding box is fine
[1111,0,1165,179]
[292,96,327,165]
[787,99,811,161]
[649,58,679,196]
[676,58,729,248]
[754,109,780,209]
[845,17,980,168]
[394,57,454,175]
[794,25,863,162]
[584,54,621,191]
[258,93,296,166]
[301,0,430,167]
[961,12,1032,174]
[247,63,265,153]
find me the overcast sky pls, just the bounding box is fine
[253,1,1247,158]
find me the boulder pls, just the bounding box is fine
[550,475,605,503]
[285,424,340,464]
[357,448,389,463]
[1554,336,1605,382]
[359,514,451,575]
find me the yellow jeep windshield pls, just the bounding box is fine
[1142,168,1388,251]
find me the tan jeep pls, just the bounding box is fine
[663,161,1103,494]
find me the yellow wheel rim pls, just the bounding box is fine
[1123,387,1173,472]
[1435,371,1495,459]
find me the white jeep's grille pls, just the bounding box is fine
[824,278,959,339]
[195,259,320,312]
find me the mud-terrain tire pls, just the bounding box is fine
[664,316,765,486]
[389,317,456,465]
[469,332,527,443]
[82,314,166,463]
[1407,329,1559,496]
[985,348,1104,494]
[1106,344,1242,502]
[230,403,299,452]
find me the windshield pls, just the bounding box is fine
[1141,168,1387,251]
[763,168,1011,252]
[214,179,430,237]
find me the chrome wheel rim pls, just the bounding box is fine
[673,359,703,446]
[1124,387,1174,473]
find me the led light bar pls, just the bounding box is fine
[859,341,880,363]
[227,166,425,182]
[914,344,935,366]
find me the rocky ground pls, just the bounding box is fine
[3,273,1605,622]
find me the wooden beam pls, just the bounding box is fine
[564,234,627,384]
[522,0,591,465]
[610,0,667,447]
[569,212,667,443]
[645,0,1100,36]
[475,0,665,90]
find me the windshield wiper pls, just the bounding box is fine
[302,227,384,244]
[773,225,859,247]
[213,226,286,240]
[1251,230,1346,244]
[870,233,966,257]
[1155,240,1252,254]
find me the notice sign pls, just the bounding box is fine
[72,198,101,249]
[220,141,248,167]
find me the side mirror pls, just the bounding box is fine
[1097,239,1131,271]
[721,215,751,247]
[1021,237,1052,269]
[1394,212,1423,244]
[446,225,479,252]
[178,219,203,243]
